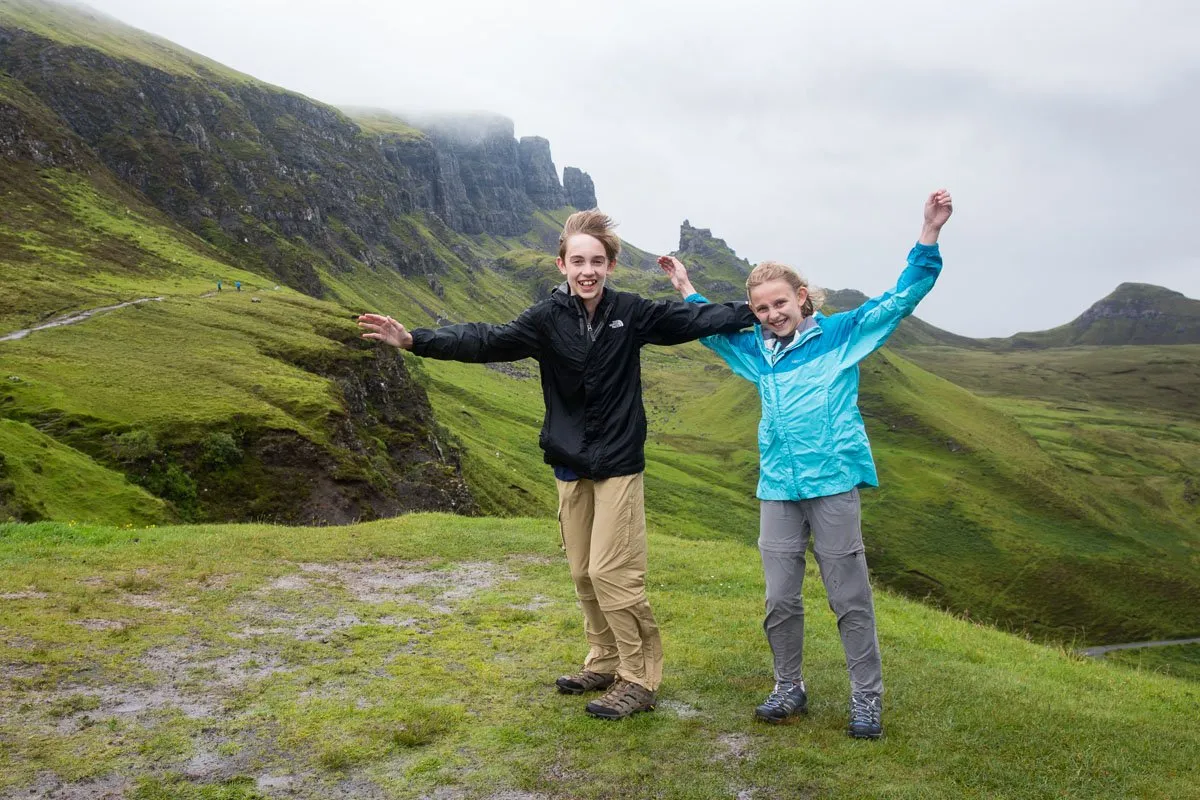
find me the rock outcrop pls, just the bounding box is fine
[563,166,597,210]
[518,135,567,210]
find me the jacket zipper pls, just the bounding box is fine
[579,298,613,345]
[578,296,614,475]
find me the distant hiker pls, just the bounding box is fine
[358,210,755,719]
[235,280,242,292]
[217,280,222,292]
[660,189,954,739]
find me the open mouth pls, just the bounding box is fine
[577,278,598,291]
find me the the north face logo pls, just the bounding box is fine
[609,319,625,329]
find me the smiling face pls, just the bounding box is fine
[748,278,810,338]
[556,233,615,312]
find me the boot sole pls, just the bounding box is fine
[556,681,614,695]
[754,709,808,725]
[848,729,883,740]
[586,704,655,720]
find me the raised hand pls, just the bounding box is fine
[920,189,953,244]
[657,255,696,298]
[356,313,413,350]
[924,189,953,230]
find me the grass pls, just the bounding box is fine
[0,417,167,525]
[0,516,1197,799]
[1102,644,1200,682]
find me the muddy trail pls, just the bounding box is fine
[1078,637,1200,658]
[0,298,165,343]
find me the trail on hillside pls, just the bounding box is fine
[0,297,165,343]
[1079,637,1200,657]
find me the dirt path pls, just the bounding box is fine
[1078,636,1200,657]
[0,297,165,343]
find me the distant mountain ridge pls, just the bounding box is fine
[990,283,1200,348]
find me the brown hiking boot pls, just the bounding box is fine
[585,680,656,720]
[555,670,616,695]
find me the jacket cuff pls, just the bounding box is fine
[684,292,708,304]
[409,328,433,354]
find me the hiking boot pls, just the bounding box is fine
[555,670,616,695]
[848,692,883,739]
[754,680,808,724]
[585,680,656,719]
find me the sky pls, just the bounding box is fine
[79,0,1199,336]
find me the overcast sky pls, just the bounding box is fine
[80,0,1199,336]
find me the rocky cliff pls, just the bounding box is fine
[563,166,598,210]
[0,18,593,298]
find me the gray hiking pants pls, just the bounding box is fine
[759,488,883,696]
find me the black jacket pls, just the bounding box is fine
[410,285,755,479]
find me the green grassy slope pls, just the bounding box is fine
[0,516,1196,800]
[0,418,166,525]
[0,159,472,524]
[900,344,1200,420]
[0,0,257,82]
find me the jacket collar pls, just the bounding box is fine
[552,282,614,317]
[758,313,823,362]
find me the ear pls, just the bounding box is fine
[604,259,617,275]
[555,257,568,276]
[796,286,809,307]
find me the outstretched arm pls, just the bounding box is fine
[654,255,761,381]
[357,307,541,363]
[838,189,953,365]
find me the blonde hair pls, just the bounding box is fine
[558,209,621,262]
[746,261,826,317]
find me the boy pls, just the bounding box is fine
[358,210,755,719]
[659,190,953,738]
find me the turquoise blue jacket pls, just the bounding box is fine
[688,242,942,501]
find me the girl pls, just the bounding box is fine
[658,189,952,738]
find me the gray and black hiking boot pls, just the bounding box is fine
[584,680,656,720]
[848,692,883,739]
[754,680,808,724]
[555,670,616,695]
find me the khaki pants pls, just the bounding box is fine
[556,472,663,691]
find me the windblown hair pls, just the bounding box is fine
[558,209,621,263]
[746,261,826,318]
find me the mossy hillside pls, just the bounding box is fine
[1,516,1197,799]
[0,418,167,525]
[0,280,469,523]
[901,343,1200,420]
[0,167,267,330]
[342,108,428,143]
[856,350,1199,642]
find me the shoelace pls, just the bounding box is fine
[850,695,880,725]
[762,682,798,710]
